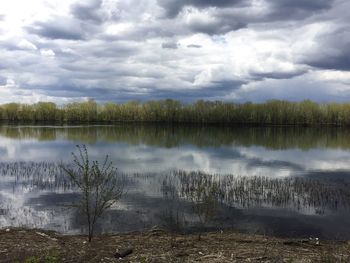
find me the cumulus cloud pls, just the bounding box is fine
[0,0,348,103]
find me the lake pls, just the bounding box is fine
[1,124,350,239]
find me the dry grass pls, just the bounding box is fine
[0,228,349,263]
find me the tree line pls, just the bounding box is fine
[1,99,350,125]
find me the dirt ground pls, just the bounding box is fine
[0,228,349,263]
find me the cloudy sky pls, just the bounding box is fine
[0,0,349,104]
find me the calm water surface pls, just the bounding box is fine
[1,125,350,239]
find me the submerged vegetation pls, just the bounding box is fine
[159,171,350,235]
[3,99,350,125]
[2,162,349,215]
[167,171,350,213]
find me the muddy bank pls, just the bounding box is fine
[0,228,349,262]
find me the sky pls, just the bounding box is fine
[0,0,349,104]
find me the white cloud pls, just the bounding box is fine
[316,70,350,84]
[17,39,37,50]
[40,49,55,57]
[105,23,134,36]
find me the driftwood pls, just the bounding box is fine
[114,248,133,258]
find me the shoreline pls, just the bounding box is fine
[1,228,349,262]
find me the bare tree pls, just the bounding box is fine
[61,145,124,242]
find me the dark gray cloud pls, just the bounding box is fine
[187,44,202,48]
[250,69,309,80]
[187,18,246,35]
[71,0,106,24]
[28,78,245,103]
[158,0,334,36]
[139,80,246,102]
[71,40,140,59]
[272,0,333,11]
[161,42,179,49]
[26,17,85,40]
[303,27,350,71]
[265,0,335,21]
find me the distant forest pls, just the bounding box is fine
[1,99,350,126]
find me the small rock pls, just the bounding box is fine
[114,248,133,259]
